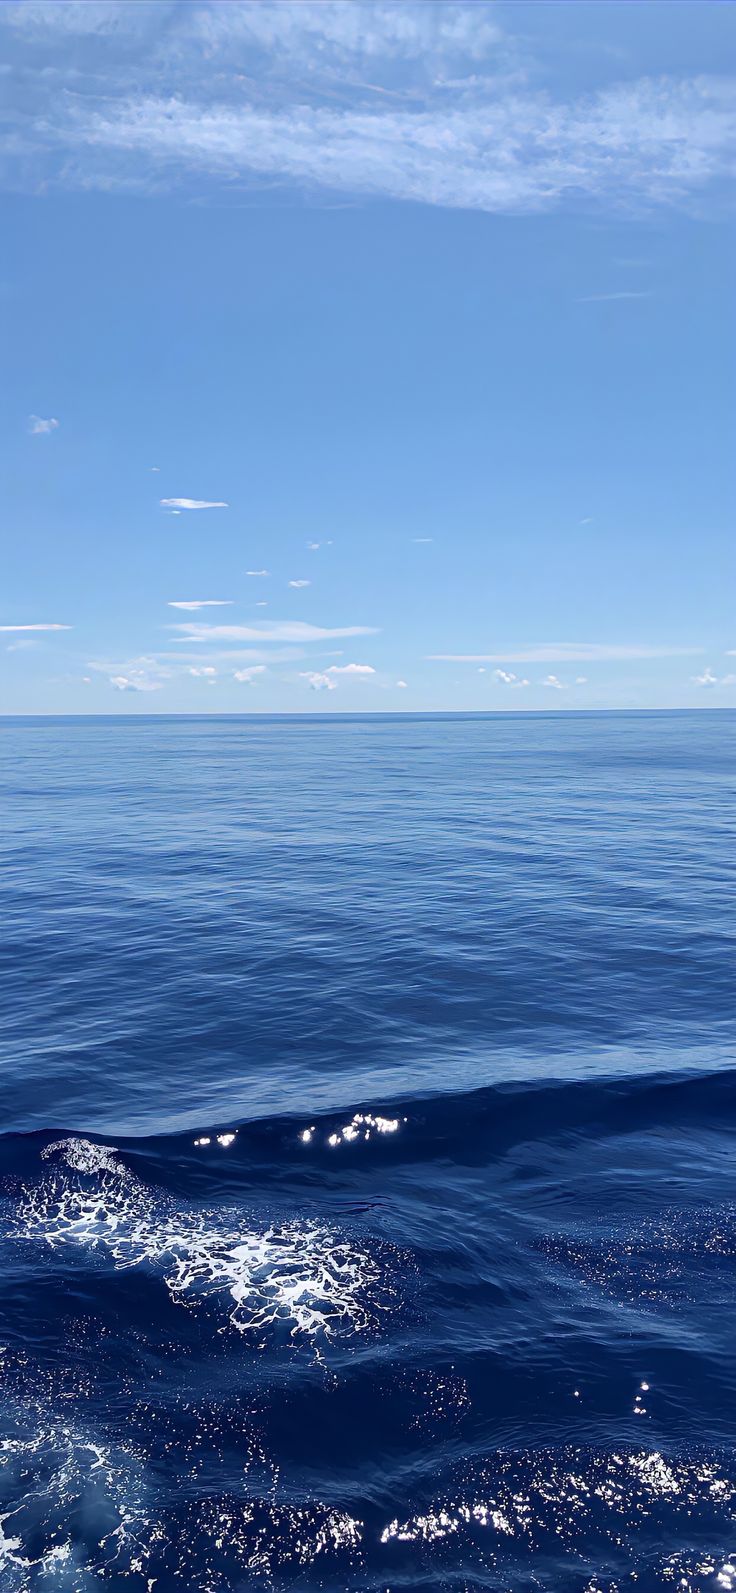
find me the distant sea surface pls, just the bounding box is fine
[1,711,734,1591]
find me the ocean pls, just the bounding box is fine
[0,710,734,1591]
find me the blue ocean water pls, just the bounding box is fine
[0,710,734,1591]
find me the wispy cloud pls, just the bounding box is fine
[171,620,378,643]
[493,669,529,687]
[246,569,270,577]
[288,578,311,588]
[577,291,651,303]
[28,414,59,435]
[307,540,332,550]
[542,674,565,690]
[429,643,702,662]
[326,662,375,676]
[188,666,217,678]
[412,537,434,544]
[29,76,736,216]
[575,676,588,685]
[0,622,72,632]
[160,497,228,510]
[1,0,733,220]
[300,670,337,692]
[167,599,233,610]
[233,665,266,683]
[692,666,736,687]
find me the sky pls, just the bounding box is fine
[1,0,734,714]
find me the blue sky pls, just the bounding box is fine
[1,0,733,713]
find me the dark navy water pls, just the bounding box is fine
[1,711,734,1591]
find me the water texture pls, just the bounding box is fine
[0,710,734,1590]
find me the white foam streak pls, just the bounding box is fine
[17,1139,401,1344]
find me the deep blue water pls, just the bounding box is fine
[0,711,734,1591]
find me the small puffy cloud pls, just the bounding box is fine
[693,667,736,687]
[188,666,217,677]
[110,673,163,693]
[575,676,588,684]
[28,415,59,435]
[233,665,266,683]
[494,669,529,687]
[396,680,408,689]
[542,674,565,689]
[168,599,233,611]
[0,622,72,632]
[289,578,311,588]
[300,670,337,692]
[90,654,170,692]
[246,569,270,577]
[160,497,228,510]
[149,465,160,472]
[307,540,332,549]
[326,663,375,676]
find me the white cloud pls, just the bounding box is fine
[188,666,217,677]
[233,665,266,683]
[6,639,38,652]
[575,676,588,685]
[255,601,268,607]
[326,662,375,675]
[493,669,529,687]
[429,643,702,662]
[0,622,72,632]
[300,670,337,692]
[48,76,736,217]
[168,599,233,610]
[246,569,270,577]
[160,497,228,510]
[288,578,311,588]
[187,4,502,65]
[412,537,434,543]
[89,653,171,692]
[170,621,378,642]
[109,673,163,693]
[149,465,160,472]
[28,414,59,435]
[579,517,593,525]
[542,674,565,689]
[307,540,332,549]
[692,666,736,687]
[396,679,408,689]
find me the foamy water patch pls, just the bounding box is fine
[12,1138,406,1347]
[0,1415,153,1590]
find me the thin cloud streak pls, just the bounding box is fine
[0,623,72,632]
[160,497,228,510]
[170,621,379,642]
[167,600,234,610]
[428,644,703,663]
